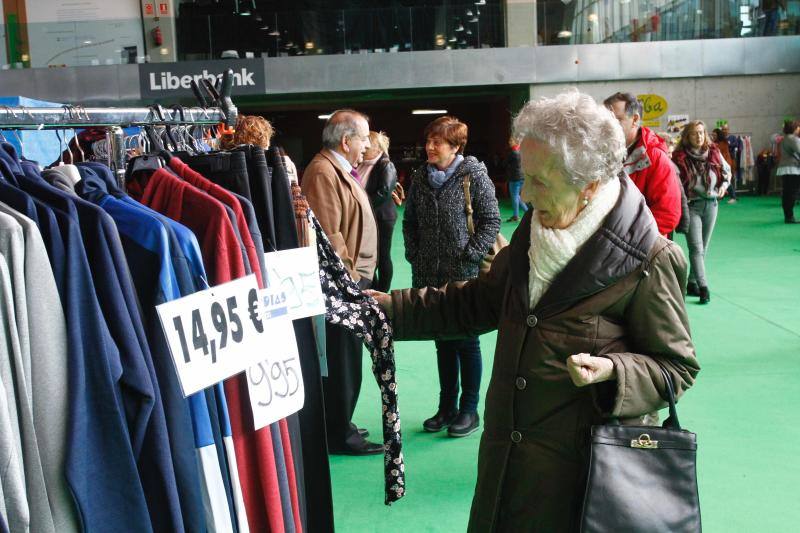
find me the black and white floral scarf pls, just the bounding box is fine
[310,214,405,505]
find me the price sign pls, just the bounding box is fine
[264,246,326,320]
[157,274,270,396]
[246,287,305,430]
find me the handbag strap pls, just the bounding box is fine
[462,174,476,236]
[658,364,682,431]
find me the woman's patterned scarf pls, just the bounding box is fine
[311,214,405,505]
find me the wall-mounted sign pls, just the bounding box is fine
[139,59,266,99]
[637,94,668,128]
[667,114,690,133]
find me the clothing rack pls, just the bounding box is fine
[0,103,235,186]
[0,68,239,184]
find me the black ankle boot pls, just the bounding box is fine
[686,281,700,297]
[447,411,480,438]
[423,409,458,432]
[699,286,710,304]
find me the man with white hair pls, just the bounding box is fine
[301,109,383,455]
[604,92,682,236]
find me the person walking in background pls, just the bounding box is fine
[358,131,399,291]
[301,109,384,455]
[604,92,682,236]
[756,148,775,196]
[403,115,500,437]
[714,127,739,204]
[777,120,800,224]
[673,120,731,304]
[504,136,528,222]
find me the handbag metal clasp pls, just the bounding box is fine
[630,434,658,449]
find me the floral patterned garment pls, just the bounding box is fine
[309,214,405,505]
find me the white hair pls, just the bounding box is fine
[513,89,626,188]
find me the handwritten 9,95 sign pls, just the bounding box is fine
[246,287,305,430]
[157,274,271,396]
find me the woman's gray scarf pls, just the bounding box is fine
[426,154,463,189]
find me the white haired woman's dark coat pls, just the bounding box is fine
[403,156,501,288]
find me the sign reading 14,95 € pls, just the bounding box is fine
[157,274,269,396]
[246,287,305,431]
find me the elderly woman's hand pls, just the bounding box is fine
[566,353,616,387]
[364,289,394,319]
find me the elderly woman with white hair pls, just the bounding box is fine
[368,90,700,531]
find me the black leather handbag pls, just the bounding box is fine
[580,366,701,532]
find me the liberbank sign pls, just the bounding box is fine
[139,59,266,99]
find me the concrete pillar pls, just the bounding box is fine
[505,0,537,47]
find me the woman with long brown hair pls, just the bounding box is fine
[672,120,731,304]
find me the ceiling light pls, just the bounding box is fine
[305,41,315,49]
[466,9,473,16]
[588,13,598,22]
[466,29,473,35]
[448,36,457,42]
[318,114,332,120]
[557,30,573,38]
[435,34,446,46]
[475,0,486,5]
[469,16,479,23]
[412,109,448,115]
[268,29,280,36]
[455,24,465,32]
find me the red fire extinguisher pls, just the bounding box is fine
[151,26,163,47]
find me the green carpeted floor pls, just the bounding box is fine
[328,196,800,532]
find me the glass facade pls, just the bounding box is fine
[0,0,797,69]
[538,0,800,45]
[176,3,504,60]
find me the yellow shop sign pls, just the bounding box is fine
[637,94,668,126]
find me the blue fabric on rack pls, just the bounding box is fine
[0,146,153,531]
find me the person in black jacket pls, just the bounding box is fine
[504,136,528,222]
[403,116,501,438]
[357,131,399,292]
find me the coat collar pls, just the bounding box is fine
[315,150,363,195]
[509,175,660,317]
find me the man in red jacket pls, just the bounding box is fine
[604,92,681,236]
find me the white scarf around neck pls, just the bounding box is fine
[528,177,621,309]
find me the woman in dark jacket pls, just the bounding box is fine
[672,120,731,304]
[369,91,699,531]
[403,115,501,437]
[357,131,399,292]
[776,120,800,223]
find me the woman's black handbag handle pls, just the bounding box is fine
[659,364,682,431]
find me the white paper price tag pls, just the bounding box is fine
[246,287,305,430]
[264,246,326,320]
[156,274,269,396]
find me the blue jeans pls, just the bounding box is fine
[508,180,529,219]
[686,198,718,288]
[434,337,482,413]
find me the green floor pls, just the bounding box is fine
[329,196,800,532]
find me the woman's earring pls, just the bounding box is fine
[582,197,589,207]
